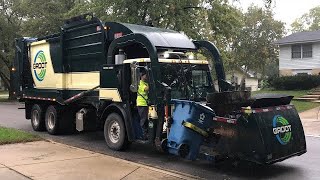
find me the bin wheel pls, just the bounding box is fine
[45,105,60,135]
[160,138,168,153]
[31,104,45,131]
[178,144,190,158]
[104,113,129,151]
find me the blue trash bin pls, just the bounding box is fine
[167,100,216,160]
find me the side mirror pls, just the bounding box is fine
[130,62,139,92]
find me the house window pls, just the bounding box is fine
[291,44,312,59]
[291,45,301,58]
[302,44,312,58]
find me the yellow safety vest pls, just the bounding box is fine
[137,80,148,106]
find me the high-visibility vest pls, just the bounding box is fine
[136,80,148,106]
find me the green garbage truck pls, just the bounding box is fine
[12,14,306,164]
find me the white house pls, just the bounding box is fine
[275,30,320,76]
[226,67,260,91]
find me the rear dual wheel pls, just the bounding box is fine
[31,104,45,131]
[45,105,74,135]
[45,105,59,135]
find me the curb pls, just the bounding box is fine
[0,101,21,105]
[306,135,320,138]
[47,140,202,180]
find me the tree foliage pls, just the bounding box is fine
[231,5,284,77]
[291,6,320,32]
[0,0,22,89]
[0,0,279,95]
[19,0,80,36]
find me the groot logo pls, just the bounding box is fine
[33,50,47,81]
[272,115,292,145]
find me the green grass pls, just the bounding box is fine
[0,91,15,102]
[0,91,8,95]
[252,89,310,97]
[253,89,319,112]
[290,100,319,112]
[0,126,42,145]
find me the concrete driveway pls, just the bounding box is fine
[299,106,320,137]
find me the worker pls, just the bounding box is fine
[137,70,149,140]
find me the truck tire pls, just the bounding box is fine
[31,104,45,131]
[104,113,129,151]
[45,105,60,135]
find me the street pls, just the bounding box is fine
[0,103,319,180]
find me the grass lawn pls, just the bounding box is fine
[0,126,41,145]
[0,91,8,95]
[252,89,320,112]
[0,91,15,102]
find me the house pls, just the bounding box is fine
[275,30,320,76]
[226,67,260,91]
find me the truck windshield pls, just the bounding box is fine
[160,63,214,101]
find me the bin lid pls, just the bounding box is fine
[171,99,216,116]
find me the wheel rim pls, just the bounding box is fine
[109,120,120,144]
[47,112,55,130]
[32,110,40,127]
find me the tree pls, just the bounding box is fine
[231,5,285,78]
[67,0,207,39]
[0,0,79,99]
[0,0,23,98]
[206,0,243,72]
[19,0,79,37]
[66,0,242,72]
[291,6,320,32]
[0,0,274,99]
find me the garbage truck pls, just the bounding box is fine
[12,14,306,164]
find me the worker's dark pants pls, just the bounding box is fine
[137,106,148,136]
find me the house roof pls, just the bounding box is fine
[232,66,259,79]
[275,30,320,45]
[239,68,255,78]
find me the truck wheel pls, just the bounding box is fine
[31,104,45,131]
[45,105,60,135]
[104,113,129,151]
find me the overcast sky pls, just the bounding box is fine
[232,0,320,31]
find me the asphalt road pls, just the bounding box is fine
[0,103,319,180]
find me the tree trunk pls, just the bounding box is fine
[8,69,16,100]
[0,71,10,90]
[0,69,16,100]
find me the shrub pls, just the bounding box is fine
[268,75,320,90]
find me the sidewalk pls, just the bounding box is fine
[299,106,320,137]
[0,141,198,180]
